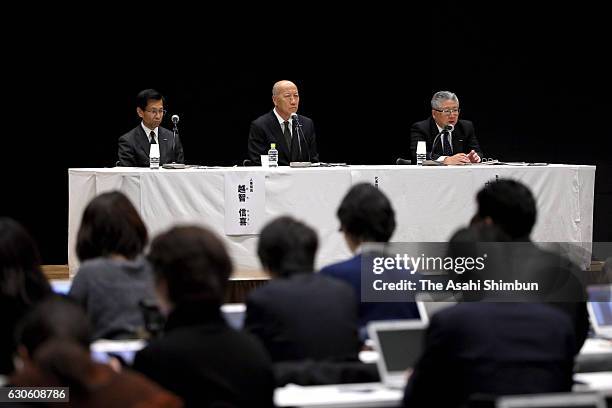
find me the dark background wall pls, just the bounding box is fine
[3,8,610,264]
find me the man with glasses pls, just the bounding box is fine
[409,91,482,165]
[118,89,184,167]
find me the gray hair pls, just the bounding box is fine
[431,91,459,109]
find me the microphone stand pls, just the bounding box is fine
[293,115,310,162]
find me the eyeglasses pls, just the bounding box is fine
[145,109,167,116]
[434,108,460,115]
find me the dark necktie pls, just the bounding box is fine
[283,121,292,151]
[150,131,157,144]
[442,130,452,156]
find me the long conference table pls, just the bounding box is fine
[68,164,596,273]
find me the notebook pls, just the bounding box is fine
[366,319,427,389]
[587,285,612,338]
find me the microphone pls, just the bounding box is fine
[170,115,180,157]
[429,124,454,160]
[291,113,310,162]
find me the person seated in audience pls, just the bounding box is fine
[0,217,52,376]
[244,217,361,363]
[69,191,158,340]
[403,224,577,408]
[132,226,275,407]
[10,297,182,407]
[470,178,589,352]
[320,183,421,338]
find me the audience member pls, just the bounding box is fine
[320,183,421,338]
[470,178,589,351]
[0,217,51,375]
[69,191,157,340]
[245,217,361,362]
[11,297,182,407]
[133,226,275,407]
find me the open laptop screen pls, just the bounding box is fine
[377,327,425,372]
[367,320,427,387]
[587,285,612,336]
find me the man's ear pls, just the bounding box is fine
[137,107,144,119]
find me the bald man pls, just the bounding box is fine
[248,80,319,165]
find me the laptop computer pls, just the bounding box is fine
[496,392,605,408]
[586,285,612,338]
[367,319,427,389]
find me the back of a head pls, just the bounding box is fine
[17,296,92,355]
[475,179,537,240]
[76,191,148,262]
[148,225,232,306]
[0,217,50,304]
[257,216,318,278]
[136,88,164,110]
[337,183,396,243]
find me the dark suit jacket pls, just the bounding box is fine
[248,111,319,165]
[403,303,576,408]
[118,125,184,167]
[244,273,361,362]
[409,117,482,163]
[320,255,421,333]
[133,303,274,408]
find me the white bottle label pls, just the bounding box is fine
[150,144,160,169]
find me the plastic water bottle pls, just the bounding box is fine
[149,144,160,170]
[416,141,427,165]
[268,143,278,168]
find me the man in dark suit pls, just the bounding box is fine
[133,226,275,407]
[470,178,589,353]
[248,80,319,165]
[403,302,576,407]
[118,89,184,167]
[244,216,361,363]
[410,90,482,165]
[320,183,421,339]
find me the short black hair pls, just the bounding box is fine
[148,226,232,306]
[257,216,318,277]
[337,183,396,243]
[76,191,148,262]
[475,179,537,240]
[0,217,51,305]
[16,296,92,355]
[136,89,164,110]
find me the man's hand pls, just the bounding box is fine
[467,150,481,163]
[443,153,471,165]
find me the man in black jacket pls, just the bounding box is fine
[118,89,184,167]
[410,90,482,165]
[248,80,319,165]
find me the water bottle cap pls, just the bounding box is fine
[271,143,276,149]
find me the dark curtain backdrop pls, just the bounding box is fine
[3,7,610,264]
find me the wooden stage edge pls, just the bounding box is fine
[43,262,606,282]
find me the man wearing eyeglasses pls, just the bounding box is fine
[409,91,482,165]
[118,89,184,167]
